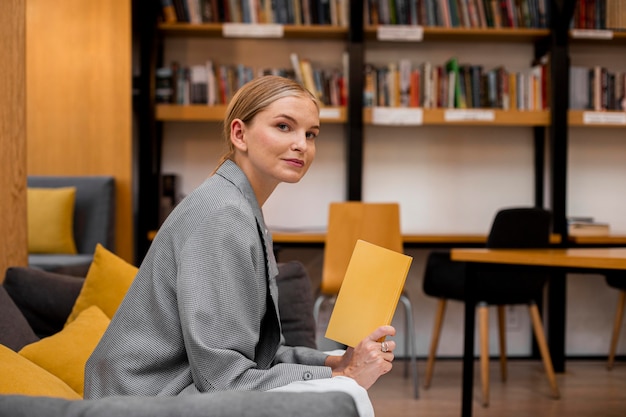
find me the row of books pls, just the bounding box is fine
[570,66,626,111]
[364,57,549,111]
[155,55,347,106]
[571,0,626,30]
[365,0,550,28]
[159,0,349,26]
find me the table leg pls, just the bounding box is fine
[462,263,477,417]
[547,271,567,373]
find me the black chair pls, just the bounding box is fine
[606,272,626,370]
[421,207,560,407]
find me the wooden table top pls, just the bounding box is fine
[270,232,489,244]
[271,232,564,245]
[151,228,624,246]
[451,248,626,270]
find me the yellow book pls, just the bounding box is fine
[325,240,413,347]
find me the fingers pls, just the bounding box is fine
[368,325,396,343]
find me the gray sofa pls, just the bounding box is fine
[27,175,115,276]
[0,262,358,417]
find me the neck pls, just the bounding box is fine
[233,157,278,207]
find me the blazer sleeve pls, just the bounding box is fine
[177,204,331,392]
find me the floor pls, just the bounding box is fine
[368,358,626,417]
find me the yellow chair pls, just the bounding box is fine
[312,202,419,398]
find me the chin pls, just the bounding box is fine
[282,176,304,184]
[278,168,308,184]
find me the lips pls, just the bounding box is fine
[284,158,304,167]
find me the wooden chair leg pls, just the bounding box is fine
[479,303,490,407]
[528,303,560,399]
[497,306,507,382]
[608,290,626,370]
[424,299,446,389]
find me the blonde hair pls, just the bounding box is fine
[215,75,319,170]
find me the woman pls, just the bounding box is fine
[84,75,395,415]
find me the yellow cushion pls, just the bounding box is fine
[66,243,138,324]
[0,344,80,399]
[27,187,78,254]
[19,305,110,397]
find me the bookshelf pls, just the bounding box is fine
[566,22,626,249]
[135,0,626,258]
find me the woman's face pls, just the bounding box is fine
[234,95,320,193]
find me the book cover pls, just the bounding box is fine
[325,240,413,348]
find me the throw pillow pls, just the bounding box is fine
[19,305,110,397]
[0,344,81,399]
[66,243,138,324]
[27,187,78,254]
[3,267,84,338]
[0,285,39,351]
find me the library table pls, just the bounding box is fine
[272,231,561,248]
[272,232,488,248]
[450,248,626,417]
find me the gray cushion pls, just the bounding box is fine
[0,391,359,417]
[3,267,83,338]
[276,261,317,349]
[27,175,115,255]
[0,286,39,351]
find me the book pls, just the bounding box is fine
[325,240,413,348]
[159,0,178,23]
[568,217,611,236]
[155,67,174,103]
[445,57,466,108]
[569,222,610,236]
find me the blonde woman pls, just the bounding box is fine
[85,76,395,416]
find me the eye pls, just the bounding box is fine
[306,131,318,140]
[277,123,290,131]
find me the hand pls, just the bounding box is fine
[325,325,396,390]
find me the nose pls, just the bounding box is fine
[291,132,308,152]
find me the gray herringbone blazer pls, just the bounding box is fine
[84,161,330,399]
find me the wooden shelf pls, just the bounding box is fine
[363,108,550,126]
[365,26,550,42]
[158,105,552,126]
[156,104,347,123]
[568,110,626,128]
[158,23,348,39]
[569,29,626,44]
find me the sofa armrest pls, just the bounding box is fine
[0,391,359,417]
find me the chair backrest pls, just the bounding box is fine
[27,176,116,254]
[487,207,552,249]
[321,202,403,294]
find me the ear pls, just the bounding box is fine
[230,119,247,152]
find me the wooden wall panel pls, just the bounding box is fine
[0,0,27,280]
[26,0,133,263]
